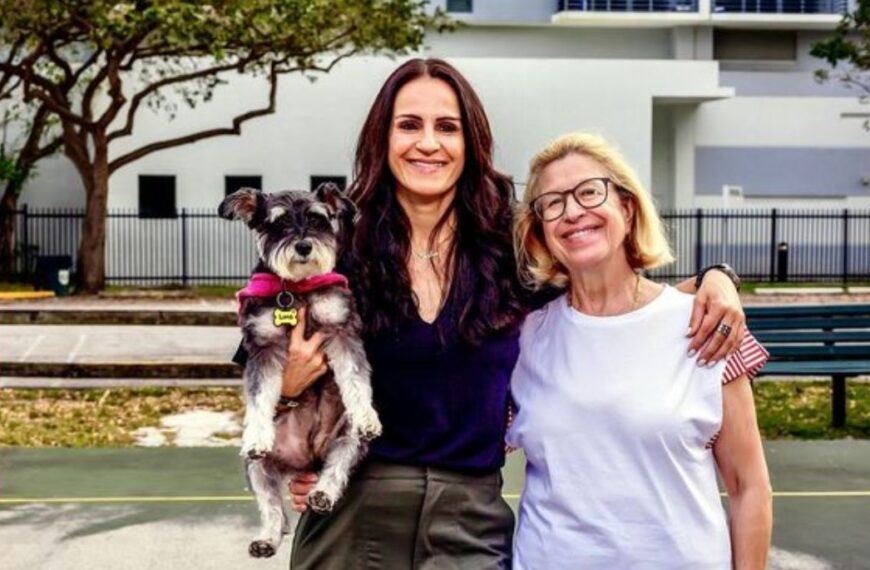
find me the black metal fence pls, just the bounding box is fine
[2,206,870,286]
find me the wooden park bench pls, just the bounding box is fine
[746,304,870,428]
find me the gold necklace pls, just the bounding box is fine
[411,228,455,261]
[412,249,440,260]
[569,273,642,313]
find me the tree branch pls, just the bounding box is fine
[108,46,359,175]
[106,54,260,143]
[95,51,127,129]
[0,37,25,98]
[108,61,281,174]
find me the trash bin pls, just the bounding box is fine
[35,255,73,296]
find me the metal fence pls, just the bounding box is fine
[2,206,870,286]
[560,0,846,12]
[560,0,700,11]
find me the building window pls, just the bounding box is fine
[310,176,347,191]
[138,175,176,218]
[713,30,796,62]
[446,0,472,13]
[225,175,263,196]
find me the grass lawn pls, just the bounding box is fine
[0,281,35,292]
[1,381,869,447]
[0,387,242,447]
[754,380,870,439]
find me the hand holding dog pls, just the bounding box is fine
[281,306,329,398]
[289,473,319,513]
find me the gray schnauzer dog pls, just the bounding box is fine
[219,183,381,558]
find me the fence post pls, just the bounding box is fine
[694,208,703,274]
[21,203,30,278]
[769,208,778,283]
[842,208,849,286]
[181,208,188,287]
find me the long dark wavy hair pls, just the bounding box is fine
[348,58,525,344]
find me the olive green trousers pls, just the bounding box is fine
[290,460,514,570]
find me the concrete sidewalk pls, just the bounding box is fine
[2,441,869,570]
[1,324,240,364]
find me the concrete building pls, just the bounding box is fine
[18,0,869,213]
[10,0,870,285]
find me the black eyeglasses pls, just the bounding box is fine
[530,177,624,222]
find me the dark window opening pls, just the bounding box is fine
[713,30,797,61]
[225,175,263,196]
[139,175,176,218]
[447,0,473,13]
[310,176,347,192]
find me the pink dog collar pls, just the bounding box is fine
[236,272,349,306]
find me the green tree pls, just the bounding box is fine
[0,0,448,292]
[0,99,64,277]
[811,0,870,129]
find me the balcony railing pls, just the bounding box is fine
[559,0,700,11]
[712,0,848,13]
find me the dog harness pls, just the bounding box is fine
[235,272,350,327]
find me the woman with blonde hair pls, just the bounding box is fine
[508,132,773,569]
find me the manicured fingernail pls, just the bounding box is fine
[697,359,707,367]
[707,360,718,368]
[688,349,697,357]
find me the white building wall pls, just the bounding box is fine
[19,55,727,212]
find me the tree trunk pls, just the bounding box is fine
[76,137,109,294]
[0,186,19,278]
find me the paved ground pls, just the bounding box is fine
[0,324,240,364]
[1,442,869,569]
[0,296,235,312]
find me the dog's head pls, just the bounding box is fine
[218,183,356,281]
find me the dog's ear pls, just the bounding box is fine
[314,182,357,228]
[218,188,265,226]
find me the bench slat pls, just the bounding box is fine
[746,305,870,318]
[759,361,870,375]
[747,316,870,331]
[754,331,870,343]
[765,346,870,358]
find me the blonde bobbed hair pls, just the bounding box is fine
[514,132,674,290]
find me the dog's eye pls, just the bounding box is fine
[306,212,330,226]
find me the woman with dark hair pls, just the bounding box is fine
[254,58,746,569]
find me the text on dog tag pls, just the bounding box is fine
[273,308,298,327]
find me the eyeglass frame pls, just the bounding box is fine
[530,176,630,222]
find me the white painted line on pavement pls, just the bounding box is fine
[18,335,45,362]
[66,334,88,363]
[3,491,870,505]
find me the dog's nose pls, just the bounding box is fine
[294,241,313,256]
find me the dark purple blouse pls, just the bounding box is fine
[233,280,529,475]
[364,293,520,475]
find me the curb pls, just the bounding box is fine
[0,377,243,388]
[0,362,242,379]
[0,310,236,326]
[0,291,55,301]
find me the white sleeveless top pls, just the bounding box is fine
[507,286,732,570]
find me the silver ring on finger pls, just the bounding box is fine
[715,322,733,336]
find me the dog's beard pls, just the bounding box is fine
[267,240,336,281]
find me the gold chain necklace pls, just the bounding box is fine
[569,273,642,313]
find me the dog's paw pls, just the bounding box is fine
[249,539,277,558]
[307,490,335,514]
[241,438,273,460]
[244,447,270,461]
[354,414,382,443]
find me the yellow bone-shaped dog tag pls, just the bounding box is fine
[273,307,298,327]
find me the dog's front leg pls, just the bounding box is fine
[307,432,363,514]
[246,459,288,558]
[241,355,283,459]
[323,335,382,442]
